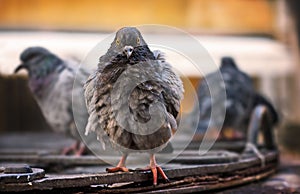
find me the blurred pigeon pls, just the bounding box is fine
[195,57,279,140]
[84,27,183,185]
[14,47,91,156]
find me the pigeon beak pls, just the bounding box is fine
[123,46,134,59]
[14,64,28,73]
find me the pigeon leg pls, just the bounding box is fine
[106,154,129,173]
[74,142,86,156]
[149,154,169,185]
[61,141,79,155]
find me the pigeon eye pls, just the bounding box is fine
[137,37,140,45]
[116,39,120,46]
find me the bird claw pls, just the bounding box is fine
[106,166,130,173]
[152,165,169,185]
[164,178,171,183]
[136,165,169,185]
[61,142,86,156]
[74,143,87,156]
[61,142,78,155]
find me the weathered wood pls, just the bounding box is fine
[141,169,276,194]
[0,150,239,170]
[170,151,239,164]
[0,124,279,193]
[0,155,108,166]
[95,165,277,193]
[0,151,278,192]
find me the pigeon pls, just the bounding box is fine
[14,47,90,156]
[84,27,184,185]
[195,57,279,140]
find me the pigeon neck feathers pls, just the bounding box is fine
[28,58,65,98]
[97,45,155,86]
[114,45,155,64]
[100,45,155,65]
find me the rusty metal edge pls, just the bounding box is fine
[141,169,276,194]
[0,168,45,184]
[0,151,278,192]
[0,155,108,165]
[94,162,277,193]
[0,150,239,166]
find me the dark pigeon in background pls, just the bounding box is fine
[14,47,91,155]
[84,27,184,185]
[194,57,279,140]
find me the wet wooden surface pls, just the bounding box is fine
[0,132,282,193]
[0,153,277,192]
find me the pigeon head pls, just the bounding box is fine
[220,57,238,70]
[15,47,63,79]
[109,27,147,59]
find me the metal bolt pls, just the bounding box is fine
[0,166,5,173]
[3,164,33,174]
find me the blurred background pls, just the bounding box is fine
[0,0,300,155]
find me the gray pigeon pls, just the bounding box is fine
[84,27,184,185]
[14,47,91,155]
[195,57,279,140]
